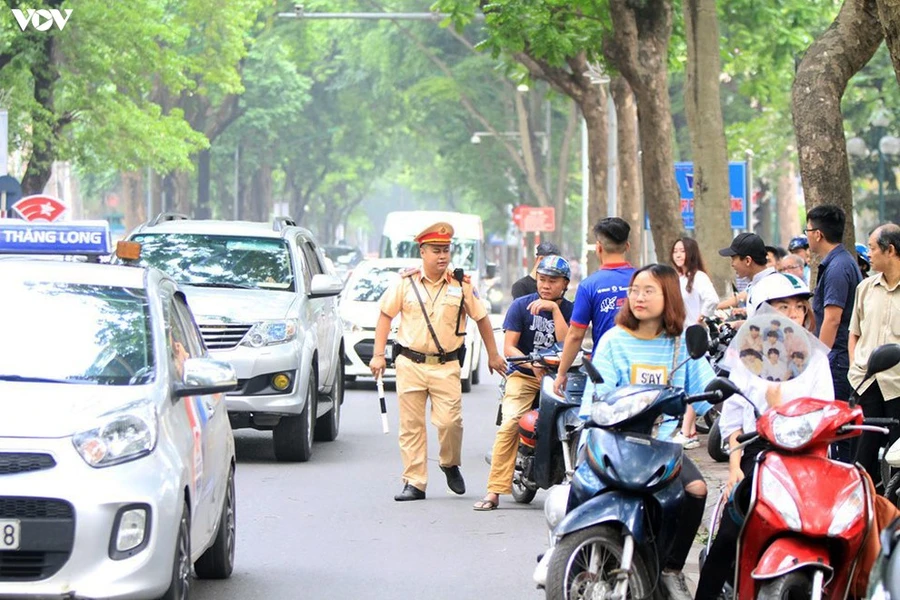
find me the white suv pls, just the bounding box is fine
[125,214,345,462]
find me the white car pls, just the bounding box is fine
[0,220,238,600]
[341,258,483,391]
[125,214,345,463]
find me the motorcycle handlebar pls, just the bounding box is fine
[687,391,723,404]
[864,417,899,426]
[736,431,758,444]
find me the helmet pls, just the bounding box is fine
[536,255,571,280]
[727,477,753,527]
[518,409,539,449]
[788,236,809,252]
[856,243,871,267]
[749,273,811,313]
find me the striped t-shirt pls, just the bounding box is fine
[579,326,716,418]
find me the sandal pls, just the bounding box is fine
[473,496,499,511]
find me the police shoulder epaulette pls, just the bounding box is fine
[400,267,419,278]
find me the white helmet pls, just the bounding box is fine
[748,273,811,314]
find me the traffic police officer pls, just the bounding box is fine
[369,221,507,501]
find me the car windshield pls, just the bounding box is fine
[323,246,361,266]
[132,234,294,291]
[0,282,155,385]
[345,265,405,302]
[382,237,477,271]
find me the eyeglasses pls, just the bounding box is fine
[804,228,819,234]
[628,287,662,299]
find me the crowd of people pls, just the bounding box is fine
[367,208,900,599]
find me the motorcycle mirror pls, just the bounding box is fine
[582,359,604,384]
[705,377,740,402]
[685,324,709,360]
[865,344,900,379]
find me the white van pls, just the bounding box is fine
[380,210,492,392]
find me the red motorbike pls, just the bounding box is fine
[709,343,900,599]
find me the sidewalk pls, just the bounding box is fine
[683,431,731,593]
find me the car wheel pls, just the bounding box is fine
[273,367,316,462]
[315,355,342,442]
[159,502,191,600]
[194,466,236,579]
[471,359,480,385]
[461,375,472,393]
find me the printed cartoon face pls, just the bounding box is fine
[732,311,814,382]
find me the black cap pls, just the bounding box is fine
[719,232,766,262]
[535,241,561,256]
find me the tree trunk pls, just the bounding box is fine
[606,0,681,264]
[876,1,900,87]
[21,33,60,196]
[249,164,272,222]
[553,101,580,248]
[683,0,732,295]
[169,171,192,215]
[583,87,609,273]
[776,159,801,244]
[611,77,642,266]
[121,171,145,232]
[196,149,211,219]
[792,0,882,250]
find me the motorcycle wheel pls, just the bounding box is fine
[546,525,653,600]
[882,458,900,507]
[756,571,812,599]
[697,406,719,434]
[707,417,729,463]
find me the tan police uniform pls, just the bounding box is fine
[378,223,487,492]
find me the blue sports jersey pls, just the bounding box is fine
[570,263,635,350]
[503,293,574,376]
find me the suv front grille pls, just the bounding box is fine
[0,454,55,476]
[200,323,253,350]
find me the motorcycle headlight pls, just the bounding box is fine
[591,390,660,427]
[72,403,158,468]
[544,484,570,529]
[760,468,802,530]
[241,319,297,348]
[828,479,866,535]
[771,409,823,449]
[488,287,503,303]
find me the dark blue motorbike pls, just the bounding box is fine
[534,325,721,600]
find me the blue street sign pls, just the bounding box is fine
[674,161,748,230]
[0,175,23,216]
[0,220,112,255]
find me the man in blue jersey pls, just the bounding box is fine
[553,217,634,396]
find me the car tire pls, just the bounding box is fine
[273,366,317,462]
[471,359,480,385]
[194,466,236,580]
[159,502,191,600]
[461,375,472,393]
[315,355,342,442]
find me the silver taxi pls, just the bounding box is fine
[0,227,238,599]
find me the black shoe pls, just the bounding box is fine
[394,484,426,502]
[441,465,466,495]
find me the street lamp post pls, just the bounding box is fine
[847,106,900,224]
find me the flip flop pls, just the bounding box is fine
[473,497,499,511]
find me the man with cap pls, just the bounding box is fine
[718,232,777,320]
[788,235,811,282]
[369,221,507,501]
[511,241,562,300]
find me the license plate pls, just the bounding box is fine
[384,344,393,360]
[0,520,21,551]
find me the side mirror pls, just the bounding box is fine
[309,273,344,298]
[705,377,740,402]
[582,359,604,384]
[485,263,497,279]
[866,344,900,379]
[175,358,237,397]
[685,324,709,360]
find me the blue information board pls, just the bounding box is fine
[674,161,748,230]
[0,220,112,255]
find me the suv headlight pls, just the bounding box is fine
[72,403,158,468]
[771,409,823,449]
[241,319,297,347]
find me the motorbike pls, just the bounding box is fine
[868,516,900,599]
[704,317,738,462]
[707,342,900,599]
[505,346,587,505]
[533,324,723,600]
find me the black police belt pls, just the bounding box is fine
[396,345,461,365]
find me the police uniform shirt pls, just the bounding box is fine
[380,267,487,355]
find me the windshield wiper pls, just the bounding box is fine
[186,282,257,290]
[0,374,96,385]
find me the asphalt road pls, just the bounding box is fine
[191,362,551,600]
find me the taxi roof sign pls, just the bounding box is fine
[0,220,112,255]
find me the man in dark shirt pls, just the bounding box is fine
[511,241,561,299]
[806,204,863,461]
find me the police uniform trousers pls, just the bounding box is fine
[395,353,464,491]
[486,371,540,494]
